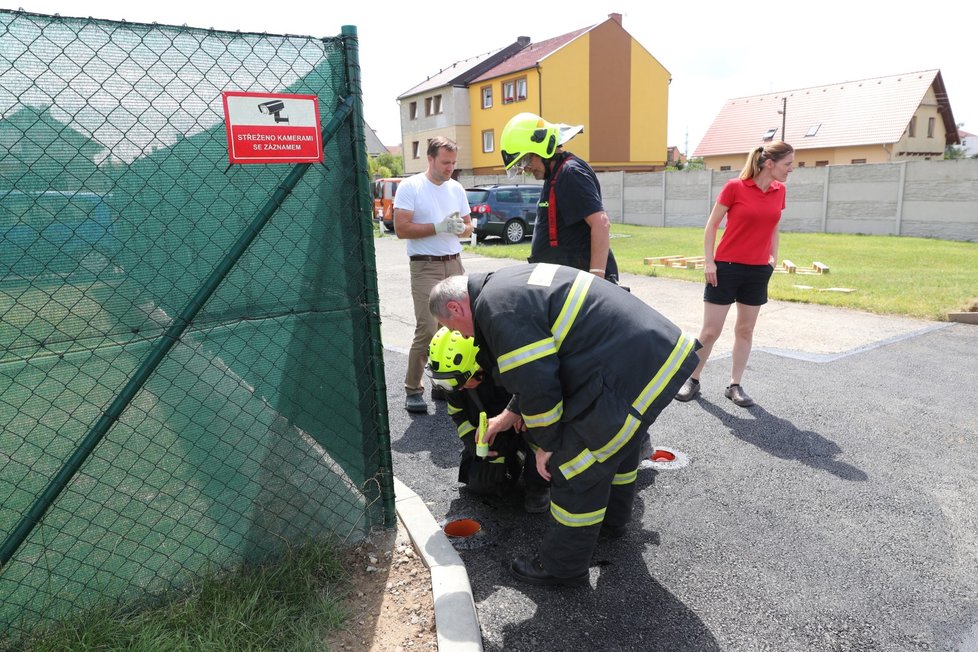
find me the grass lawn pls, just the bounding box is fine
[470,224,978,321]
[5,541,347,652]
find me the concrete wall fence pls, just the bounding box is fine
[459,158,978,242]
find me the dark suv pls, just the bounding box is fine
[466,184,542,244]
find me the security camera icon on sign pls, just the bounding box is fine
[257,100,289,123]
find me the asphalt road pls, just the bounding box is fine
[375,235,978,652]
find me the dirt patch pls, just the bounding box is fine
[325,519,438,652]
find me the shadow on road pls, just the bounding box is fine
[696,398,868,481]
[389,401,460,470]
[459,472,721,651]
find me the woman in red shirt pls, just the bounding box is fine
[676,141,795,407]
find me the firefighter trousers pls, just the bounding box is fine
[539,430,643,578]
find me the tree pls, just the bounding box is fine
[375,152,403,177]
[945,122,967,159]
[668,156,705,171]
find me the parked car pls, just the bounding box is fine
[466,184,542,244]
[373,177,403,232]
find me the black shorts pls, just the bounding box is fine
[704,261,774,306]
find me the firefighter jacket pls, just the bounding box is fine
[467,263,698,484]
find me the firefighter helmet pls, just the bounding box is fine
[426,327,481,391]
[500,112,560,176]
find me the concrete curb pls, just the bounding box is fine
[394,477,483,652]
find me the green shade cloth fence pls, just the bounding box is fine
[0,10,392,641]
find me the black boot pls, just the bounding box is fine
[510,555,588,587]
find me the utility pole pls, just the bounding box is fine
[778,97,786,141]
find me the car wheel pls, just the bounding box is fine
[504,219,526,244]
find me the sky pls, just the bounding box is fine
[3,0,976,156]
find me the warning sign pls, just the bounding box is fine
[222,91,323,164]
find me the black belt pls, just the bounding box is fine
[409,253,460,262]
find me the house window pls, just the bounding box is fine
[908,116,916,137]
[762,128,777,141]
[481,86,492,109]
[409,101,418,120]
[805,123,821,137]
[719,166,731,171]
[851,158,866,164]
[433,94,443,114]
[815,160,829,167]
[412,141,420,159]
[927,117,935,138]
[482,129,494,153]
[797,162,806,168]
[502,80,515,104]
[424,97,432,116]
[515,77,528,101]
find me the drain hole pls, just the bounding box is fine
[650,449,676,462]
[443,518,481,538]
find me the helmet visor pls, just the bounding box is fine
[504,153,531,179]
[425,364,475,392]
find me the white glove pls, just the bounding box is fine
[435,212,466,235]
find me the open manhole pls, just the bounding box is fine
[441,517,491,550]
[640,446,690,470]
[443,518,481,538]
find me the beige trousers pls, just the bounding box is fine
[406,257,465,395]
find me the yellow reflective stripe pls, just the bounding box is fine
[457,421,475,439]
[551,501,605,527]
[447,404,462,415]
[551,271,593,350]
[559,449,597,480]
[632,333,697,415]
[592,414,642,462]
[522,401,563,429]
[498,337,557,374]
[613,469,638,485]
[489,457,506,464]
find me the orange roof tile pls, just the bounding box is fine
[694,70,955,157]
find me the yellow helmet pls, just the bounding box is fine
[500,112,559,176]
[426,327,481,391]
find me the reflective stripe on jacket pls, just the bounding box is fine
[469,263,698,479]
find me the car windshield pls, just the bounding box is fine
[465,189,489,204]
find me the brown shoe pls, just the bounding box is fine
[674,378,700,402]
[724,384,755,407]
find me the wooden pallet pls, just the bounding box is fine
[643,254,706,269]
[644,256,831,275]
[776,259,830,275]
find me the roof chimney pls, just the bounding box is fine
[609,13,622,25]
[517,36,530,47]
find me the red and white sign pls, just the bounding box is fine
[222,91,323,164]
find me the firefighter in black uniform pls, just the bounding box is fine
[429,264,699,586]
[425,327,550,512]
[499,112,620,284]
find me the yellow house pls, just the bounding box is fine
[466,13,670,175]
[695,69,959,170]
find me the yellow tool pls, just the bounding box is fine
[476,411,489,458]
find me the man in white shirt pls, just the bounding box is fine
[393,136,473,413]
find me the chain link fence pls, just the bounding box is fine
[0,9,392,642]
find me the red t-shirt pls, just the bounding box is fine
[714,178,786,265]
